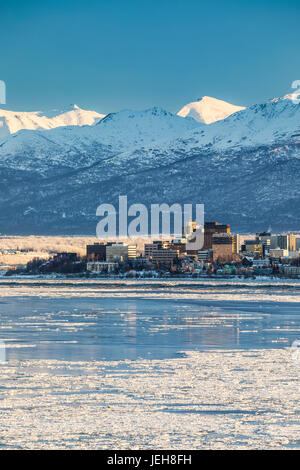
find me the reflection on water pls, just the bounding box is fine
[0,279,300,361]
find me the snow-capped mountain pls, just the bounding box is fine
[167,94,300,154]
[0,107,201,170]
[90,107,201,150]
[0,95,299,234]
[177,96,246,124]
[0,104,105,138]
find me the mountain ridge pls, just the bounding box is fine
[0,104,105,139]
[0,95,299,234]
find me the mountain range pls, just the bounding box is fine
[0,95,299,235]
[0,104,104,139]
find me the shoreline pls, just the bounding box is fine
[1,272,300,282]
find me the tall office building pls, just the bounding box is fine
[270,234,296,252]
[203,222,231,250]
[86,243,106,262]
[212,233,239,261]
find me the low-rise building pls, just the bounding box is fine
[241,240,265,257]
[87,261,117,273]
[283,266,300,277]
[198,250,212,261]
[252,259,270,268]
[151,249,179,265]
[106,242,136,262]
[144,240,179,265]
[145,241,168,258]
[269,248,289,258]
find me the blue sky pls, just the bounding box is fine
[1,0,299,113]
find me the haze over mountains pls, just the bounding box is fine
[0,95,299,234]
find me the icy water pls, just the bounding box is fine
[0,278,300,449]
[1,278,300,361]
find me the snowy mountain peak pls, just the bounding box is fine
[0,104,105,138]
[177,96,246,124]
[270,93,300,104]
[285,92,300,102]
[91,106,201,150]
[39,104,81,117]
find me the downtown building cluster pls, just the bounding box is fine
[85,222,300,278]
